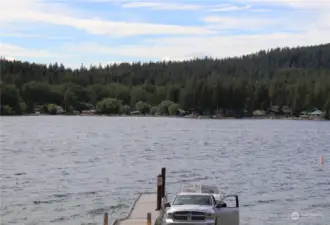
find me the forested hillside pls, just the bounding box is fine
[1,43,330,117]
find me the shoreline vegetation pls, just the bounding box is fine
[1,43,330,120]
[10,113,327,121]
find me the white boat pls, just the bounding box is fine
[179,183,225,201]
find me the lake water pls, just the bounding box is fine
[0,116,329,225]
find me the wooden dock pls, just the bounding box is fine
[112,193,164,225]
[103,168,167,225]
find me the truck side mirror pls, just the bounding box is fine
[164,202,171,208]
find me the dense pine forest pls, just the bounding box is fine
[1,43,330,118]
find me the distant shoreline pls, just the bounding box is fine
[1,114,327,121]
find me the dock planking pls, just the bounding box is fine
[105,168,167,225]
[113,193,162,225]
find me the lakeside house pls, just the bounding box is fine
[252,110,266,118]
[131,110,141,115]
[235,109,251,118]
[33,104,65,114]
[183,108,200,118]
[212,109,224,118]
[28,103,327,120]
[309,109,325,120]
[81,109,97,115]
[56,106,64,114]
[300,110,309,118]
[34,105,43,113]
[266,105,292,118]
[299,108,325,120]
[282,105,293,115]
[176,109,187,116]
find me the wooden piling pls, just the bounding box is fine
[146,212,152,225]
[104,212,108,225]
[156,174,162,210]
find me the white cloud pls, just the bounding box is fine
[121,1,202,10]
[1,0,329,68]
[202,5,329,32]
[0,43,74,61]
[63,60,127,70]
[248,9,272,12]
[86,0,252,12]
[8,12,213,36]
[2,27,329,69]
[244,0,330,9]
[1,56,16,61]
[201,16,278,30]
[0,33,73,40]
[119,1,254,12]
[62,28,330,63]
[0,43,54,58]
[208,4,251,12]
[2,5,329,68]
[0,0,213,37]
[162,52,209,62]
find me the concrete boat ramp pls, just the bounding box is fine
[103,168,167,225]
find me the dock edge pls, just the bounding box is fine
[109,167,167,225]
[111,192,147,225]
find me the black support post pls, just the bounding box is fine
[161,167,166,198]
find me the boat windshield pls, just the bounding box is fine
[180,184,219,194]
[172,195,212,206]
[181,184,201,193]
[201,185,219,194]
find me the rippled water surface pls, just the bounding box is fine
[1,116,330,225]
